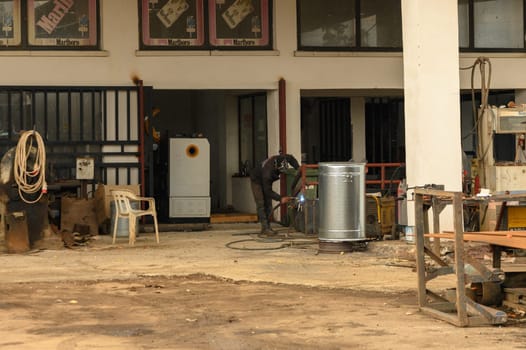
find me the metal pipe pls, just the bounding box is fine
[279,78,287,220]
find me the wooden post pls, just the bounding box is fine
[415,192,427,307]
[453,192,469,326]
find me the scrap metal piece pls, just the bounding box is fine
[318,240,367,254]
[5,211,29,253]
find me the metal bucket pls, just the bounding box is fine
[404,225,415,244]
[110,201,139,237]
[318,162,366,242]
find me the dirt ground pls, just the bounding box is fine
[0,225,525,349]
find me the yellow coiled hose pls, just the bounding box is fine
[14,130,46,204]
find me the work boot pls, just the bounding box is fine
[260,220,277,236]
[260,227,277,236]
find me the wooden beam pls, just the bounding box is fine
[425,233,526,249]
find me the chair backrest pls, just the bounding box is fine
[111,190,138,215]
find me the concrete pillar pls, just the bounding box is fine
[402,0,462,227]
[351,97,367,162]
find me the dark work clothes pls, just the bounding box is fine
[249,154,300,231]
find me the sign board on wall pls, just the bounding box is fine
[140,0,272,49]
[209,0,270,48]
[141,0,205,47]
[0,0,21,46]
[27,0,98,47]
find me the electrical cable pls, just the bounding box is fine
[225,233,318,251]
[13,130,47,204]
[459,57,492,190]
[460,57,491,142]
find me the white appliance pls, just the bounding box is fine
[168,138,210,220]
[481,107,526,193]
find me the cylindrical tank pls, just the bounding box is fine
[318,162,366,241]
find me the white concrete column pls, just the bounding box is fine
[402,0,463,227]
[351,97,367,162]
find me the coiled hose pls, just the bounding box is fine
[14,130,47,204]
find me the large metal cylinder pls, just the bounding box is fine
[318,162,366,241]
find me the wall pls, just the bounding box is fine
[4,0,526,215]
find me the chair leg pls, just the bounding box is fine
[153,214,160,243]
[112,215,119,244]
[129,214,136,245]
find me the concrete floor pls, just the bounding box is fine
[0,223,422,293]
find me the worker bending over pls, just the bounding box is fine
[249,153,300,235]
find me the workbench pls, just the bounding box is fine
[414,188,526,327]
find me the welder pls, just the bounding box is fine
[249,153,300,235]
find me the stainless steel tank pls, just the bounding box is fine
[318,162,366,241]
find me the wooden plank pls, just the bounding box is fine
[414,188,458,198]
[210,213,258,224]
[453,192,469,326]
[501,264,526,273]
[420,307,463,327]
[428,230,526,237]
[465,298,508,325]
[425,233,526,249]
[415,193,428,308]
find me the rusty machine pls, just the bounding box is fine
[0,130,48,253]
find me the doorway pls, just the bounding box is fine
[146,89,268,220]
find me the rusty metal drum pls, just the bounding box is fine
[318,162,366,242]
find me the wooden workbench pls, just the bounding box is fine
[414,188,526,327]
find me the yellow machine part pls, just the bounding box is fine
[507,206,526,229]
[366,195,395,236]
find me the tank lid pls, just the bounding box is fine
[318,162,366,167]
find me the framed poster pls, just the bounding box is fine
[27,0,98,48]
[0,0,21,47]
[141,0,205,48]
[209,0,271,48]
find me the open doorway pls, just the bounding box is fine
[145,90,268,222]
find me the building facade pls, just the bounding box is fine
[1,0,525,225]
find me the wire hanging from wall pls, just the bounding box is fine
[460,56,492,149]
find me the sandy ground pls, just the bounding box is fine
[0,224,525,349]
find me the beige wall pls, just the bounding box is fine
[2,1,523,97]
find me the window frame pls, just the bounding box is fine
[460,0,526,52]
[296,0,402,52]
[0,0,101,51]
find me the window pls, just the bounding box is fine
[238,94,267,173]
[459,0,525,51]
[297,0,402,51]
[0,0,100,50]
[139,0,273,50]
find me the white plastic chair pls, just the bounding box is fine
[111,189,160,245]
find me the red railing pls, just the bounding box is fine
[291,162,405,196]
[366,162,404,190]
